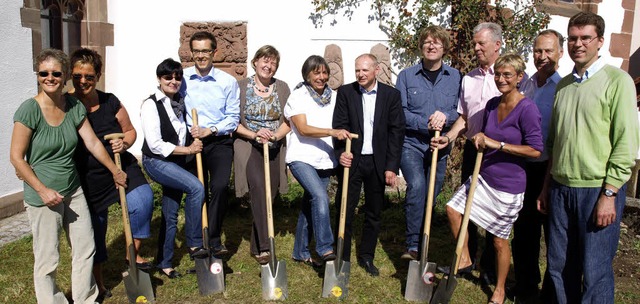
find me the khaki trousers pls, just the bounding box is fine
[26,187,98,304]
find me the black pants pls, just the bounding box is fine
[189,135,234,248]
[461,140,495,273]
[335,155,384,262]
[511,160,554,298]
[246,145,280,255]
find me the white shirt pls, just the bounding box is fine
[360,83,378,155]
[284,87,338,170]
[140,88,187,157]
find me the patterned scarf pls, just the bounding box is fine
[295,82,332,107]
[170,94,185,119]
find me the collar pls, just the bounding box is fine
[531,70,562,87]
[359,81,378,94]
[185,65,216,81]
[572,56,605,82]
[479,64,495,76]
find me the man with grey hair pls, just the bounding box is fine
[433,22,511,285]
[510,29,564,301]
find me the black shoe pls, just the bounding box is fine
[161,268,182,279]
[400,250,418,260]
[124,259,154,271]
[293,257,322,268]
[211,244,229,257]
[188,247,209,260]
[437,264,473,276]
[321,251,336,262]
[358,259,379,276]
[96,289,112,303]
[480,271,497,286]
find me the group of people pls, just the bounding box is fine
[9,11,638,304]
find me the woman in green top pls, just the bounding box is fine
[9,48,127,304]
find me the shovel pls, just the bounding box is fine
[260,138,288,300]
[192,109,225,295]
[431,148,484,304]
[322,133,359,299]
[104,133,155,304]
[404,131,440,302]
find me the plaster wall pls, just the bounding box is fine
[0,0,36,198]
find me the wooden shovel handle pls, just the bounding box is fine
[453,148,484,272]
[263,140,275,238]
[423,130,440,236]
[192,109,209,248]
[337,133,359,239]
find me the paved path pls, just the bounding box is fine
[0,211,31,247]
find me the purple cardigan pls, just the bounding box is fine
[479,96,543,194]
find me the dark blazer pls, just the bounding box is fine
[332,81,406,183]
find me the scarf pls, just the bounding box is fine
[294,82,332,107]
[170,94,185,119]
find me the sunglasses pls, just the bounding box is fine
[161,75,183,81]
[72,74,97,81]
[37,71,63,78]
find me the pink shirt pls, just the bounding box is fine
[457,65,501,138]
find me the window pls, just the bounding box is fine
[40,0,84,53]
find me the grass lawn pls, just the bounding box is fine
[1,174,638,303]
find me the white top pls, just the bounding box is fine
[140,88,187,157]
[360,83,378,155]
[284,86,338,170]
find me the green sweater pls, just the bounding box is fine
[548,64,638,188]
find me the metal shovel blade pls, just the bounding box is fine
[195,256,225,295]
[123,269,155,303]
[321,260,351,299]
[404,260,437,302]
[430,273,457,304]
[260,259,288,300]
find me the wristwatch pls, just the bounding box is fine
[210,126,218,136]
[602,188,617,197]
[499,141,505,151]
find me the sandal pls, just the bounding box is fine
[293,257,322,268]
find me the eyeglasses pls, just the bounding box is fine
[161,75,183,81]
[567,35,598,46]
[423,40,443,48]
[192,49,214,55]
[72,74,96,81]
[494,72,516,80]
[37,71,63,78]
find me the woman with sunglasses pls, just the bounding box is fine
[140,58,206,279]
[10,48,127,303]
[432,54,543,304]
[68,48,154,300]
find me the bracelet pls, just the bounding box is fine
[446,136,452,144]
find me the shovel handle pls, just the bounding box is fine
[420,130,440,264]
[337,133,359,239]
[263,140,275,238]
[104,133,136,265]
[192,109,210,249]
[452,148,484,273]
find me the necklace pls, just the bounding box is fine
[253,84,269,93]
[253,76,271,93]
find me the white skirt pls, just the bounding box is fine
[447,175,524,239]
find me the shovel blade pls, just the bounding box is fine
[123,269,155,303]
[322,260,351,299]
[431,274,458,304]
[195,256,225,295]
[260,260,288,300]
[404,260,437,302]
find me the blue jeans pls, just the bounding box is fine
[90,184,154,264]
[401,148,447,251]
[289,161,334,260]
[142,156,205,269]
[547,181,626,304]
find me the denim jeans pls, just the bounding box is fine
[547,181,626,304]
[289,161,334,260]
[142,156,205,269]
[401,148,447,251]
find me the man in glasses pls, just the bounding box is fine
[395,25,461,262]
[537,12,638,304]
[510,29,564,302]
[180,31,240,256]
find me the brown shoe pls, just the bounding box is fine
[254,252,270,265]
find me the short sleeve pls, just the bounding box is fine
[65,95,87,128]
[13,99,39,130]
[283,89,306,120]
